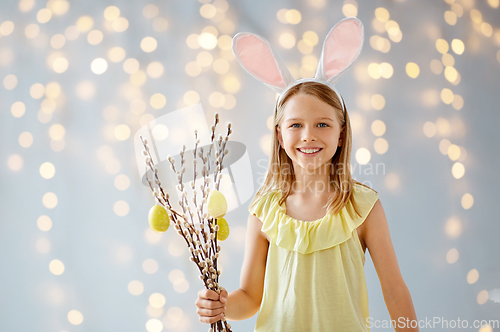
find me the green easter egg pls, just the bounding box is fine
[216,217,230,241]
[148,204,170,233]
[207,189,227,219]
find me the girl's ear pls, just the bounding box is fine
[338,125,345,147]
[315,17,364,87]
[232,32,295,94]
[276,126,283,147]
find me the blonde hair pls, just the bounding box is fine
[251,81,364,218]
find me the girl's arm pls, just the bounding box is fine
[196,214,268,323]
[360,199,419,332]
[225,214,268,320]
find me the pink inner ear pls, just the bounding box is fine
[235,35,287,88]
[323,20,363,79]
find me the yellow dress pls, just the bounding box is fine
[248,182,379,332]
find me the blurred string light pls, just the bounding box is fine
[371,94,385,110]
[419,0,500,304]
[342,0,358,17]
[36,238,51,254]
[371,6,403,44]
[149,293,166,308]
[87,29,103,45]
[37,215,53,231]
[40,162,56,179]
[145,229,163,245]
[104,6,120,21]
[147,62,164,78]
[1,0,496,329]
[108,47,126,62]
[11,101,25,118]
[19,132,34,148]
[279,32,296,49]
[3,0,237,329]
[298,30,318,54]
[123,58,140,74]
[91,58,108,74]
[5,0,80,309]
[169,269,190,293]
[147,305,164,318]
[177,3,238,111]
[128,280,145,295]
[7,154,23,171]
[367,62,393,79]
[446,248,459,264]
[49,259,65,275]
[405,62,420,78]
[25,23,40,39]
[3,74,18,90]
[146,319,163,332]
[276,8,302,25]
[143,258,159,274]
[445,217,463,238]
[114,174,130,190]
[363,0,490,305]
[113,200,129,216]
[0,21,15,36]
[42,192,58,209]
[67,310,83,325]
[141,37,157,53]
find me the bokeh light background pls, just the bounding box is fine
[1,0,499,331]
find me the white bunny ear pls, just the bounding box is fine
[232,32,295,94]
[315,17,364,86]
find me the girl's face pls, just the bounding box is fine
[277,93,344,175]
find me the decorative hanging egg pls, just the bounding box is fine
[148,204,170,233]
[207,189,227,219]
[216,218,230,241]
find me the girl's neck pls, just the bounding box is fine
[291,164,332,197]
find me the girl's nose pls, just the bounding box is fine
[301,127,317,142]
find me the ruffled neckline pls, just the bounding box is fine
[280,195,329,223]
[249,183,379,254]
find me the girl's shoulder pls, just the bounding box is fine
[351,181,379,204]
[352,180,378,195]
[248,189,282,219]
[346,181,379,222]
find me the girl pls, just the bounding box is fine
[196,18,418,331]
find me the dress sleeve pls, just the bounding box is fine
[248,190,279,222]
[347,182,379,228]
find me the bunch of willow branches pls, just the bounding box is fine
[140,113,233,332]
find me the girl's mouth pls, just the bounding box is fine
[297,148,323,156]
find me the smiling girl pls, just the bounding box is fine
[195,18,418,331]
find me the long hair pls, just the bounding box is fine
[250,81,363,218]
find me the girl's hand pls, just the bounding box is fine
[195,288,228,324]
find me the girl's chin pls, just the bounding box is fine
[295,162,329,174]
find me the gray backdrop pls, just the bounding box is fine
[1,0,499,331]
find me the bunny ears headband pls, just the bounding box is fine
[232,17,364,110]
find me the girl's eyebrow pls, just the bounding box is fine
[284,117,334,122]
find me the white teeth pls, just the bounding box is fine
[299,148,320,154]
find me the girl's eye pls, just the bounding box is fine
[289,123,328,128]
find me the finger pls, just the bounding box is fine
[195,299,225,310]
[196,307,226,318]
[219,289,228,304]
[199,312,225,325]
[198,289,220,301]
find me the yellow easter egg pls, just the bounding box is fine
[207,189,227,219]
[148,204,170,233]
[216,218,230,241]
